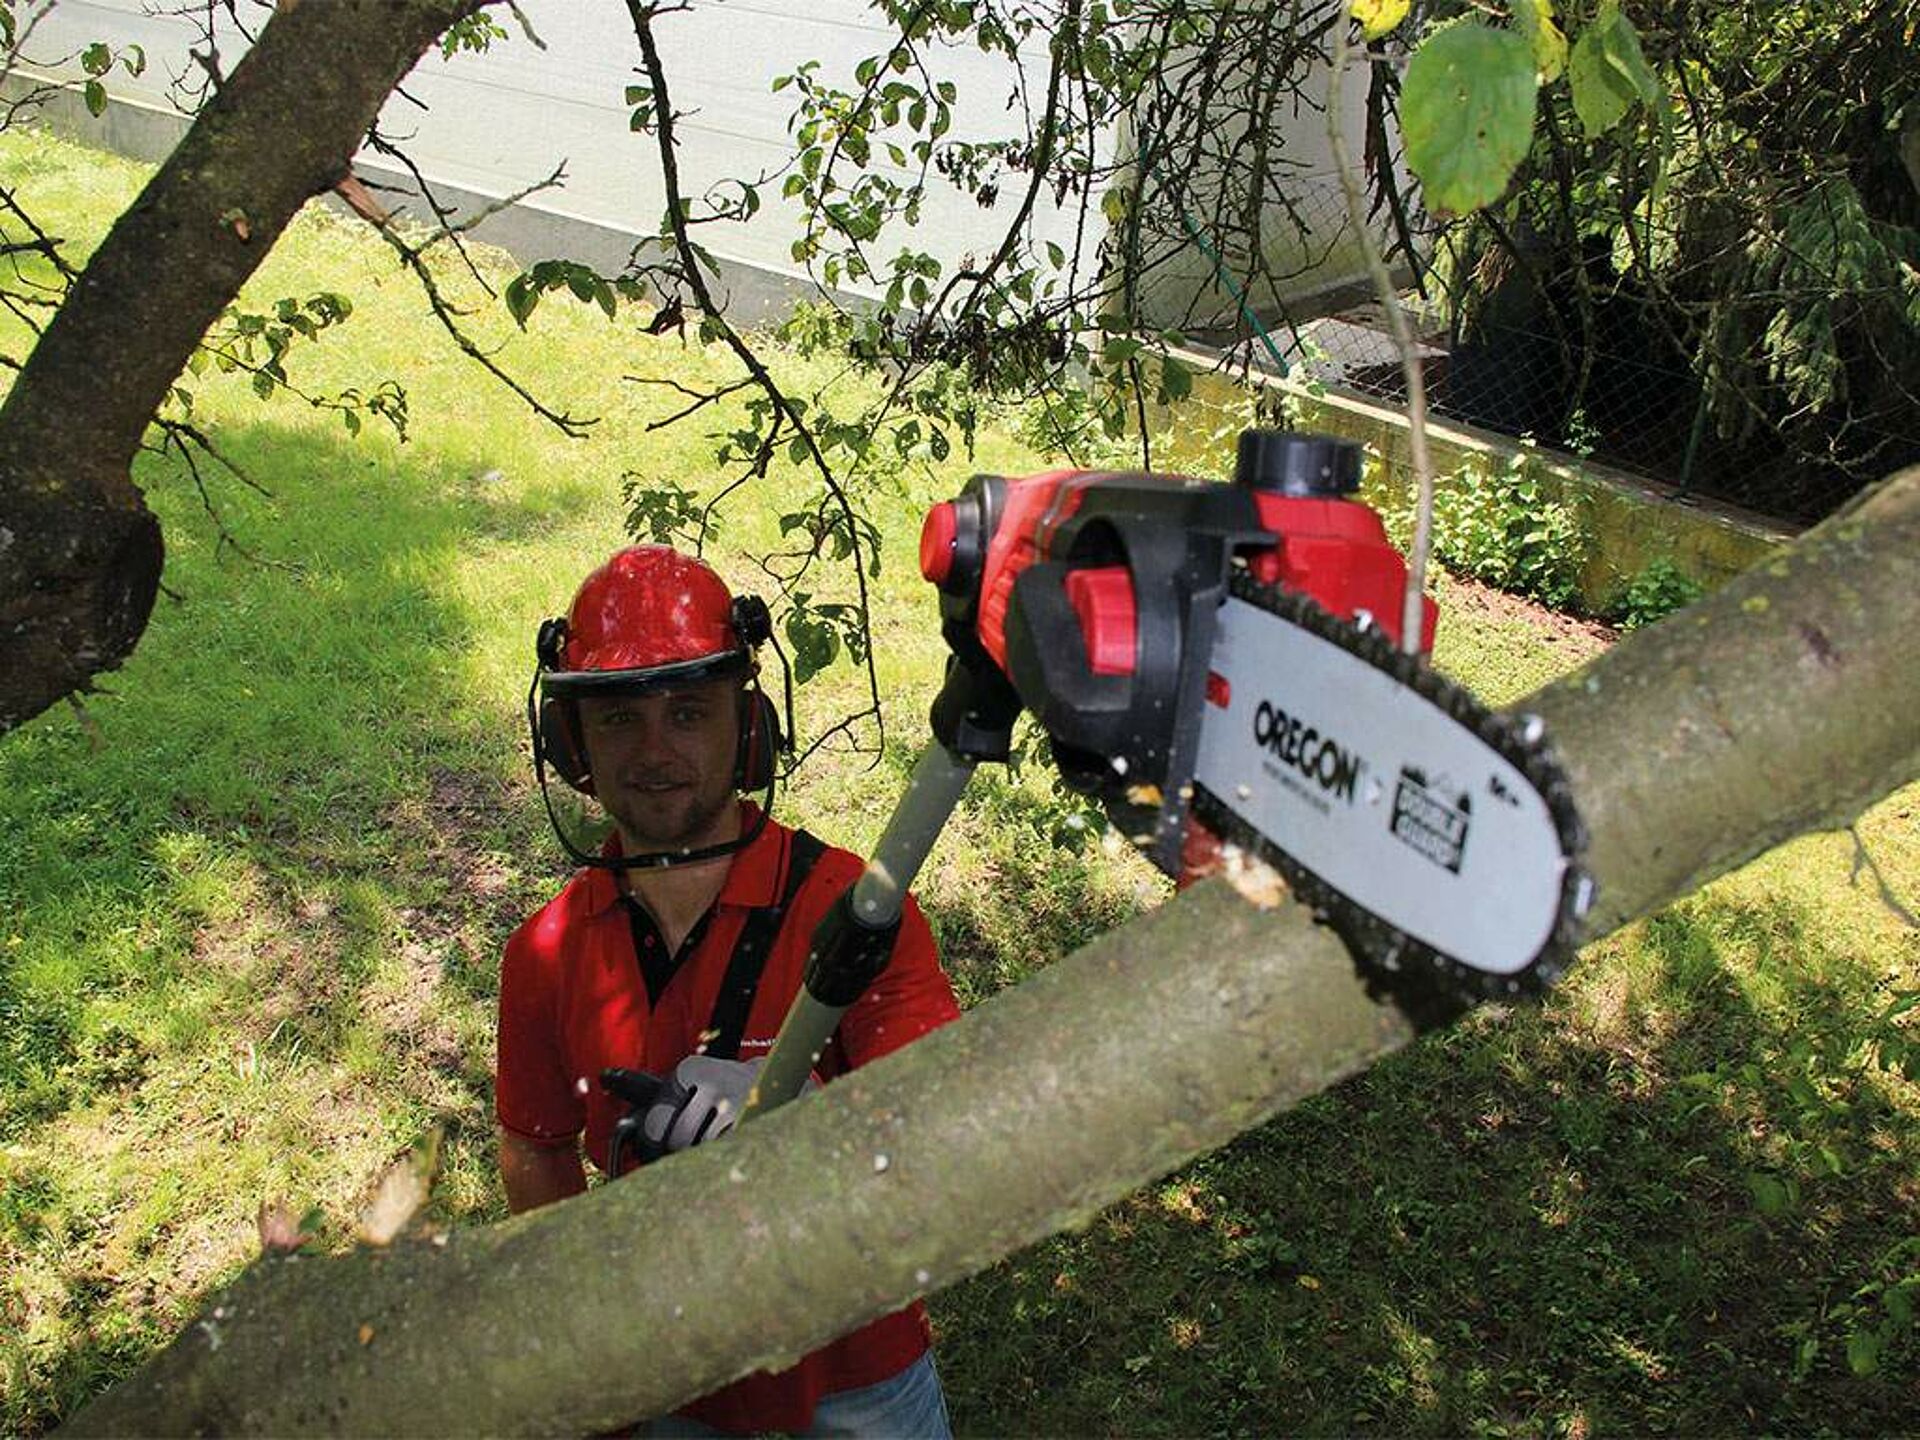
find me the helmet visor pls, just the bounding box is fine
[542,649,751,700]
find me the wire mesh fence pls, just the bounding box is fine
[1187,173,1918,526]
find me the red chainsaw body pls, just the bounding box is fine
[921,470,1435,677]
[915,432,1440,878]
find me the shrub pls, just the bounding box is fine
[1415,450,1588,610]
[1608,556,1706,630]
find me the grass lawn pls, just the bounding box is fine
[2,127,1916,1436]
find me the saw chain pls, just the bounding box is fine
[1189,572,1594,1016]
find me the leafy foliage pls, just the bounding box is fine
[1606,554,1703,630]
[1565,0,1663,139]
[1413,0,1920,520]
[186,292,408,439]
[77,37,145,119]
[1399,23,1539,214]
[1385,448,1589,608]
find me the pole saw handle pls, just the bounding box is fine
[743,743,979,1122]
[600,1067,672,1175]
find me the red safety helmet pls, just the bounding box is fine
[551,545,759,687]
[528,545,785,869]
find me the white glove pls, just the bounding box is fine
[641,1055,767,1153]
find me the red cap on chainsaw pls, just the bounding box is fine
[527,545,786,869]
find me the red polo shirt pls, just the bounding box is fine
[497,807,959,1434]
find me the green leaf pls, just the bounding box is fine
[1794,1335,1819,1379]
[1401,23,1539,214]
[1512,0,1567,82]
[1569,39,1628,136]
[1348,0,1407,40]
[1601,9,1662,106]
[1747,1171,1790,1218]
[83,80,107,117]
[784,611,840,684]
[1885,1283,1915,1328]
[1568,2,1658,137]
[504,275,538,328]
[1846,1328,1882,1376]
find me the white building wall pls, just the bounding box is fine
[19,0,1400,342]
[20,0,1098,318]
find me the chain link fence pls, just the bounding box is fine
[1195,175,1918,525]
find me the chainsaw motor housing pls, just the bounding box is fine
[918,429,1438,875]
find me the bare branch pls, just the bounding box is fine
[626,373,756,431]
[1327,17,1433,653]
[379,226,595,438]
[627,0,885,759]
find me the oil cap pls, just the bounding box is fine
[1233,430,1362,497]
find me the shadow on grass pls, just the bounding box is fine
[6,414,1910,1436]
[933,891,1920,1437]
[0,415,580,1432]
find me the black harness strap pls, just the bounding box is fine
[703,828,827,1061]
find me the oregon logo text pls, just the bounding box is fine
[1252,701,1362,803]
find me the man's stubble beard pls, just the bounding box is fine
[609,777,739,855]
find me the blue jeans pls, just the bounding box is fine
[644,1352,951,1439]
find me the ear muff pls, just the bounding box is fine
[531,616,593,792]
[539,697,594,792]
[734,687,781,792]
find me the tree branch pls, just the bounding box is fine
[0,0,495,734]
[626,0,885,757]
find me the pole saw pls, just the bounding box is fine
[741,427,1593,1120]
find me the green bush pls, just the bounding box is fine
[1607,555,1707,630]
[1404,450,1589,609]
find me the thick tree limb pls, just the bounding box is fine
[62,467,1920,1436]
[0,0,486,733]
[1531,465,1920,935]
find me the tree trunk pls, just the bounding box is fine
[61,467,1920,1436]
[0,0,483,732]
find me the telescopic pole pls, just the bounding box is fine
[740,742,978,1120]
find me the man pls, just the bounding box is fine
[497,544,960,1436]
